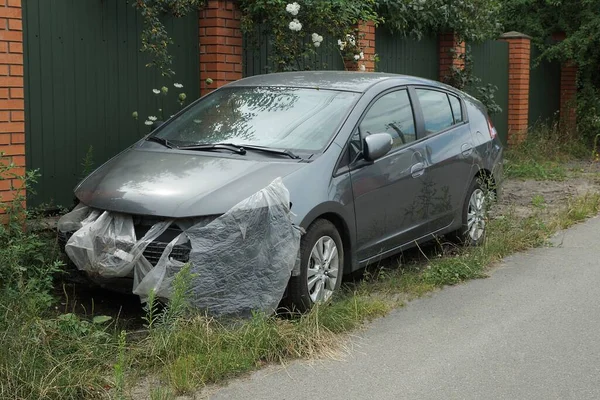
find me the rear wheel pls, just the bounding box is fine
[450,178,490,247]
[287,219,344,312]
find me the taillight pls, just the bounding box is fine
[487,115,497,139]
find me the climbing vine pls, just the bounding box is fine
[133,0,203,77]
[376,0,502,41]
[238,0,381,72]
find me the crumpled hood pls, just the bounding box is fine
[75,147,305,218]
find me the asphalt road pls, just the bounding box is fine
[209,216,600,400]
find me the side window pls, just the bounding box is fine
[359,89,416,149]
[448,94,463,124]
[415,89,454,135]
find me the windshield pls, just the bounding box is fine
[153,87,358,152]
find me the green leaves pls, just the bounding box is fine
[133,0,204,77]
[376,0,502,42]
[92,315,113,325]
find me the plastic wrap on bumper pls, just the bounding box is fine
[57,178,302,316]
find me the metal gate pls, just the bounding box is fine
[470,41,509,145]
[23,0,200,208]
[375,29,438,80]
[243,27,345,77]
[528,46,561,126]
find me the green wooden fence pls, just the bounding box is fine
[470,41,510,145]
[375,29,439,80]
[529,46,561,126]
[23,0,200,208]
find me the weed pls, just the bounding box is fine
[531,194,546,209]
[150,387,175,400]
[114,330,127,399]
[81,145,95,179]
[505,122,589,180]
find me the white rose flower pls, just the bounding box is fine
[354,54,360,61]
[312,33,324,47]
[286,2,300,16]
[152,89,160,94]
[174,83,183,89]
[359,51,364,60]
[148,116,157,121]
[288,19,302,31]
[144,120,153,126]
[338,39,346,50]
[346,34,356,46]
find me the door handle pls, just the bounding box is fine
[461,143,473,156]
[410,162,425,178]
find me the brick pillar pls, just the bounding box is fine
[439,32,465,83]
[0,0,24,216]
[199,0,243,96]
[552,32,577,132]
[559,63,577,132]
[500,32,532,146]
[345,21,376,72]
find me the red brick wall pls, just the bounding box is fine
[199,0,243,96]
[439,32,465,83]
[345,21,376,72]
[0,0,23,214]
[559,62,577,132]
[500,33,531,145]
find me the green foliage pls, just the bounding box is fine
[501,0,600,142]
[504,122,589,180]
[239,0,381,72]
[376,0,502,41]
[113,330,127,400]
[133,0,204,77]
[0,158,62,298]
[81,145,94,179]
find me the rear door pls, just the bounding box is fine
[410,87,478,232]
[349,88,429,263]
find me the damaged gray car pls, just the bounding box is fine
[58,71,503,314]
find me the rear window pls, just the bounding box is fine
[448,94,463,123]
[154,87,358,152]
[415,89,454,134]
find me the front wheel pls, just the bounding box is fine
[287,219,344,312]
[450,178,490,247]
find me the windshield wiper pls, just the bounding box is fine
[237,145,300,159]
[145,136,173,149]
[177,143,301,159]
[177,143,247,155]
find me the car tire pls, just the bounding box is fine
[287,219,344,313]
[449,177,490,247]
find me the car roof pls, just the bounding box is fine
[226,71,445,93]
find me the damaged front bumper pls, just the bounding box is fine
[57,178,302,316]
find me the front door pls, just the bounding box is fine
[349,88,429,263]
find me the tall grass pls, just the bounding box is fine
[1,149,600,398]
[505,121,590,180]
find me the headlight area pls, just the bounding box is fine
[56,178,302,317]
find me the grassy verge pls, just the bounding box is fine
[2,169,600,398]
[504,122,590,180]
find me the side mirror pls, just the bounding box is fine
[363,133,393,162]
[151,120,164,131]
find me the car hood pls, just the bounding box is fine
[75,148,306,218]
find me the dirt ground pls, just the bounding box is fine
[494,161,600,219]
